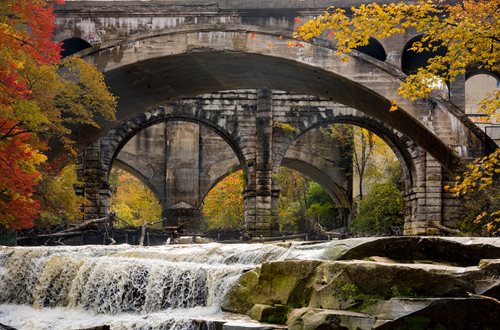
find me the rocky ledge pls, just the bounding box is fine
[222,237,500,329]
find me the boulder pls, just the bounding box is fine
[223,259,499,325]
[323,237,500,266]
[221,260,321,315]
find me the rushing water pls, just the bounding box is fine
[0,242,329,329]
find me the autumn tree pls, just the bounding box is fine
[109,168,162,228]
[202,171,245,230]
[0,0,116,229]
[34,164,83,228]
[276,167,309,233]
[445,151,499,234]
[296,0,499,234]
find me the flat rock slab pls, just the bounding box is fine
[223,236,500,328]
[322,236,500,266]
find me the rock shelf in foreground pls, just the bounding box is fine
[222,237,500,329]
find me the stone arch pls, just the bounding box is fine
[60,37,92,58]
[88,107,247,227]
[401,34,447,75]
[73,27,492,168]
[273,110,417,191]
[112,159,161,202]
[99,104,247,182]
[280,159,350,210]
[201,164,243,203]
[464,72,500,142]
[354,37,387,62]
[464,72,499,115]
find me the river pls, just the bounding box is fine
[0,242,328,329]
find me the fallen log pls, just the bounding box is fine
[57,216,111,234]
[430,223,462,235]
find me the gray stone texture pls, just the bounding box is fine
[60,1,495,235]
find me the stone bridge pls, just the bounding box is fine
[55,1,497,235]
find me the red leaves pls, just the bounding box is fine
[0,0,65,229]
[9,0,62,65]
[0,118,43,229]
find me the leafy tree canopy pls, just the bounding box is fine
[295,0,499,116]
[0,0,116,229]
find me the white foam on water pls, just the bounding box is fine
[0,242,335,329]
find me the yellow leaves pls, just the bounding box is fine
[447,148,499,195]
[273,121,298,133]
[12,60,24,70]
[110,168,161,227]
[57,56,117,129]
[202,170,245,229]
[477,89,500,121]
[294,0,500,113]
[389,100,398,112]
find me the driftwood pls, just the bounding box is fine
[18,231,83,240]
[430,223,462,235]
[17,215,114,244]
[57,216,111,234]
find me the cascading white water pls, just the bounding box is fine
[0,242,328,330]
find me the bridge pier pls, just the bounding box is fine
[244,89,279,236]
[75,140,111,220]
[403,149,464,235]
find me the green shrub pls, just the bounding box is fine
[350,181,403,235]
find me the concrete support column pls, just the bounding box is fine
[244,89,278,236]
[75,140,111,221]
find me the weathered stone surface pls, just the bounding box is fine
[223,238,500,327]
[322,237,500,266]
[221,260,321,314]
[287,308,375,330]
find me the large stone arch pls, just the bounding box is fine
[99,104,247,180]
[71,27,493,169]
[273,109,418,191]
[76,104,247,225]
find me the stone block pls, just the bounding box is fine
[426,199,442,206]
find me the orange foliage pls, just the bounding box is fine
[0,121,46,229]
[202,171,245,229]
[0,0,61,228]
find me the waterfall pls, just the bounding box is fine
[0,243,326,329]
